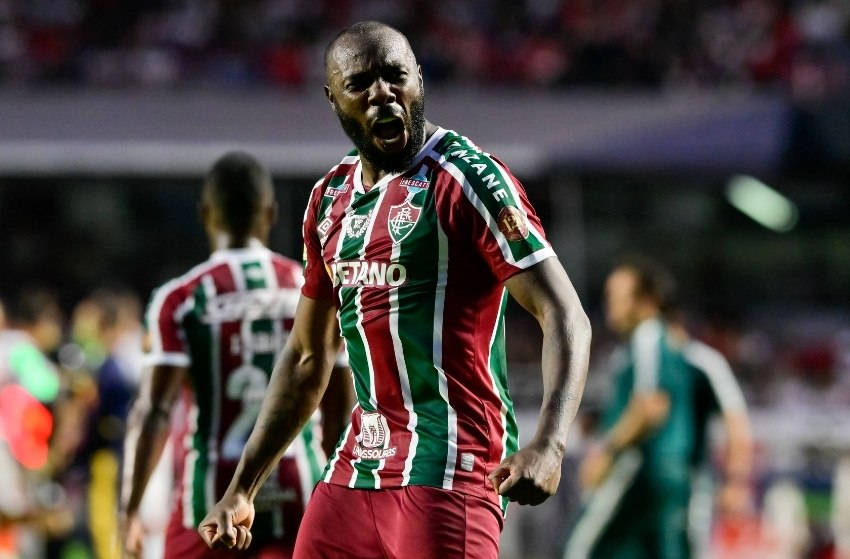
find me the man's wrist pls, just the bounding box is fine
[724,471,751,484]
[226,474,258,502]
[529,434,567,458]
[600,434,618,455]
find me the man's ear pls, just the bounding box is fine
[325,85,334,107]
[199,200,216,237]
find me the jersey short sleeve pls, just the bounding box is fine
[301,178,335,300]
[684,341,747,413]
[631,319,664,393]
[143,281,192,368]
[437,136,555,283]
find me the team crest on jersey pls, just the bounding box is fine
[353,411,397,460]
[344,209,372,239]
[388,201,421,244]
[497,206,529,242]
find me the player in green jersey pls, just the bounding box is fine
[199,21,592,559]
[564,256,752,559]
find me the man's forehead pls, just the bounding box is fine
[330,30,415,74]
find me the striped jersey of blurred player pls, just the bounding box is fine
[120,151,351,559]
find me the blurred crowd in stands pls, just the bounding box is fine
[0,0,849,100]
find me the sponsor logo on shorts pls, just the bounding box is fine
[497,206,529,242]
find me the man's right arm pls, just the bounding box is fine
[198,294,341,550]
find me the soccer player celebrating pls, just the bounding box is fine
[121,152,351,559]
[199,22,592,559]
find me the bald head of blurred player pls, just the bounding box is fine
[200,151,277,251]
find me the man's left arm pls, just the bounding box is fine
[686,341,754,516]
[488,256,591,505]
[717,410,753,516]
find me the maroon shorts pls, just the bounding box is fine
[293,482,503,559]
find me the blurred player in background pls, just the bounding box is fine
[565,256,753,559]
[68,289,144,559]
[120,151,352,559]
[0,295,73,558]
[199,21,591,559]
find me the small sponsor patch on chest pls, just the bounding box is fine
[324,183,349,198]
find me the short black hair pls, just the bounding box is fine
[203,151,273,238]
[324,21,410,73]
[614,255,679,315]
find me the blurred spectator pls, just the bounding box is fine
[0,295,73,559]
[72,289,142,559]
[833,455,850,559]
[8,288,64,358]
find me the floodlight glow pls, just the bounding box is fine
[725,175,798,233]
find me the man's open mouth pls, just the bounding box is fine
[373,116,406,145]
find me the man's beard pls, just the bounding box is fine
[335,94,426,174]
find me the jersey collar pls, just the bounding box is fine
[209,238,269,262]
[352,127,447,194]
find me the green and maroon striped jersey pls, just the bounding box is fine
[144,244,325,530]
[302,128,555,511]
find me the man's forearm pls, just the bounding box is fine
[532,309,591,452]
[724,411,753,480]
[122,403,172,516]
[602,391,670,453]
[228,346,334,500]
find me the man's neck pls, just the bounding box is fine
[210,233,265,252]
